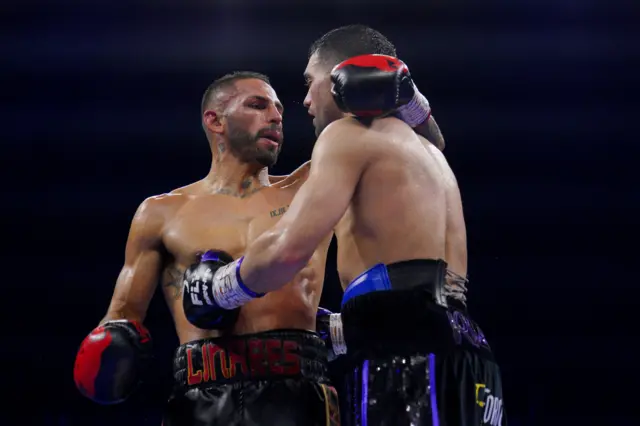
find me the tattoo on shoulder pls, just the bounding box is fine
[163,265,185,300]
[270,205,289,218]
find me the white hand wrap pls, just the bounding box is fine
[329,313,347,355]
[211,257,263,310]
[397,89,431,127]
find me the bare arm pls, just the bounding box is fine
[101,197,165,324]
[270,161,312,186]
[414,115,445,151]
[239,119,369,293]
[268,174,287,184]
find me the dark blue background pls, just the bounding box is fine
[5,0,637,424]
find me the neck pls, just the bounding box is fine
[205,153,270,198]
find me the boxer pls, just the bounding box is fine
[187,26,507,426]
[73,69,431,425]
[73,72,340,425]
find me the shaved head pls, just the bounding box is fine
[201,71,271,115]
[308,25,397,69]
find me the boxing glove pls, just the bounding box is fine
[183,250,262,330]
[331,54,431,127]
[74,319,152,405]
[316,307,347,361]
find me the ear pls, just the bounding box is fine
[203,109,224,135]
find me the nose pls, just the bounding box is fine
[303,89,312,111]
[267,104,283,125]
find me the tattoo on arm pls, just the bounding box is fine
[163,265,185,300]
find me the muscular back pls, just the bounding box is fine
[335,118,467,288]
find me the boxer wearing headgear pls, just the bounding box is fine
[196,26,507,426]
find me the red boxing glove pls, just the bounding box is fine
[73,320,152,405]
[331,54,431,127]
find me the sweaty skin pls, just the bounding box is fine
[103,164,331,344]
[331,119,465,287]
[240,116,467,294]
[101,76,332,344]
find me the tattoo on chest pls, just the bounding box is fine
[270,205,289,218]
[214,178,265,199]
[214,187,263,198]
[163,265,185,300]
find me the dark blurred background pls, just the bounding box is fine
[4,0,637,425]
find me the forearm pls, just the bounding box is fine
[414,115,445,151]
[101,307,146,325]
[197,227,316,314]
[102,291,150,325]
[241,228,312,294]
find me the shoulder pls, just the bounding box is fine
[168,181,203,196]
[318,117,368,143]
[133,191,189,229]
[129,192,189,247]
[272,161,312,188]
[289,160,312,177]
[312,117,381,165]
[316,117,393,152]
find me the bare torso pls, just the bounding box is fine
[335,117,467,289]
[155,166,331,344]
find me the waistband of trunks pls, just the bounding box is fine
[172,329,330,391]
[342,286,494,360]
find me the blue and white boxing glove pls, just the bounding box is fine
[316,307,347,361]
[182,250,263,330]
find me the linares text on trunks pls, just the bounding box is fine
[185,338,302,386]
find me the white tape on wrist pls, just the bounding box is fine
[329,313,347,355]
[211,259,256,310]
[397,90,431,128]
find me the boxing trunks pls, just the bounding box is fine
[163,330,340,426]
[340,260,506,426]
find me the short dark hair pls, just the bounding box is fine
[201,71,270,115]
[308,25,397,67]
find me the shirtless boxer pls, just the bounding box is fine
[73,71,341,426]
[185,26,507,426]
